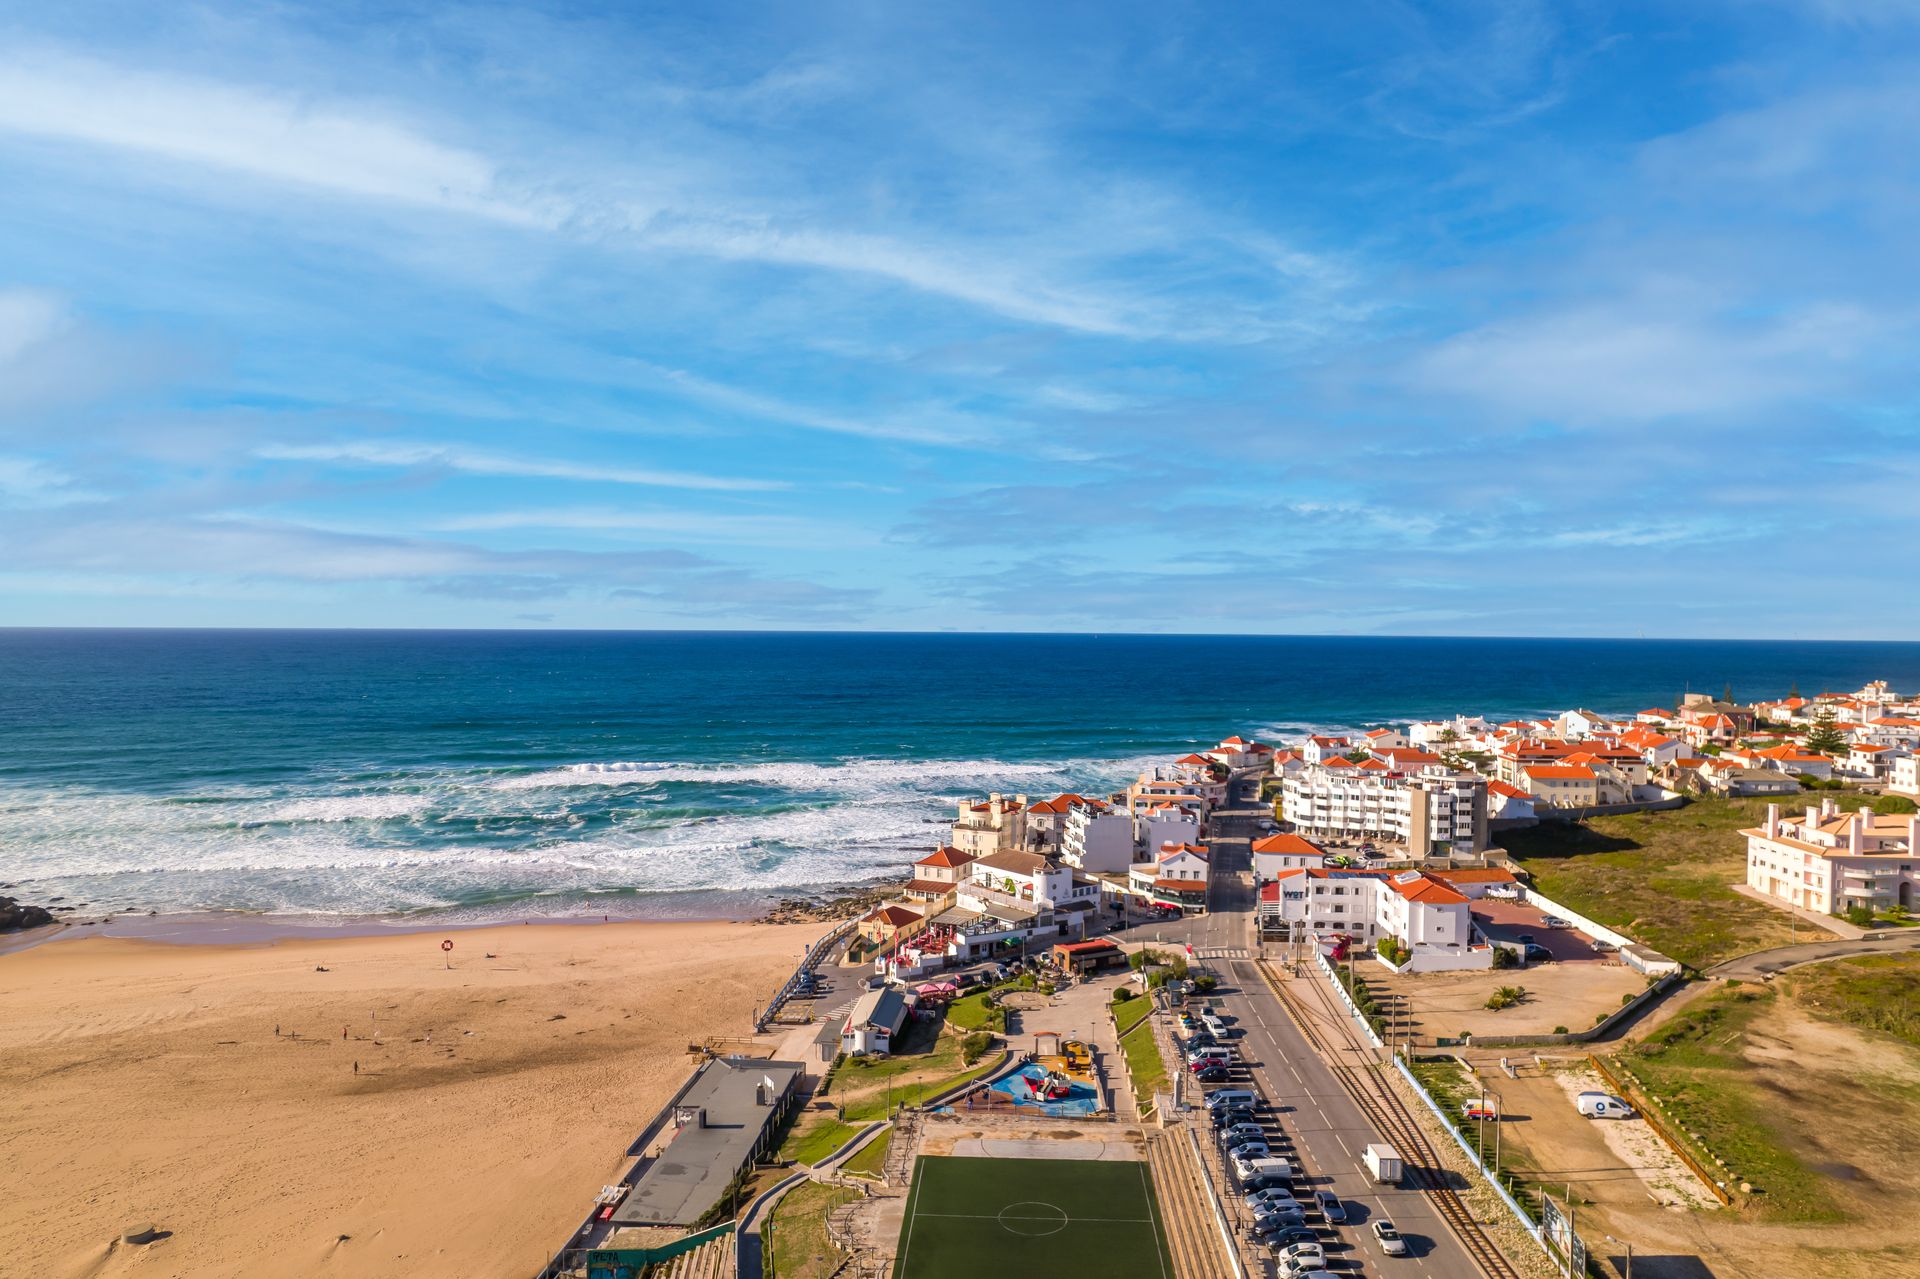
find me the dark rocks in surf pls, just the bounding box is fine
[0,895,57,932]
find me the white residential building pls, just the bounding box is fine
[1136,805,1203,858]
[1255,868,1493,972]
[1893,755,1919,798]
[1061,800,1135,873]
[1251,832,1327,880]
[1279,764,1488,855]
[1744,800,1920,915]
[1301,735,1353,765]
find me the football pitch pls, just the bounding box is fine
[892,1154,1173,1279]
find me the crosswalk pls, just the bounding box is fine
[1191,946,1251,959]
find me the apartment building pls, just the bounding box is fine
[1893,755,1919,798]
[1279,763,1489,855]
[1744,800,1920,915]
[1060,798,1135,873]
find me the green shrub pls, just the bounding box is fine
[1112,986,1134,1003]
[1191,974,1217,992]
[1491,946,1519,970]
[1484,985,1527,1011]
[1553,1025,1569,1035]
[961,1031,993,1065]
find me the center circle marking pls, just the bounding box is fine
[996,1201,1069,1237]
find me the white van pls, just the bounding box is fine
[1576,1091,1634,1119]
[1205,1089,1257,1111]
[1189,1047,1234,1066]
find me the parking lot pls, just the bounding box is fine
[1470,898,1610,963]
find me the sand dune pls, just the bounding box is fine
[0,919,820,1279]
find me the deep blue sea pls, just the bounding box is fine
[3,630,1918,920]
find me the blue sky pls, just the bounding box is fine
[0,1,1915,636]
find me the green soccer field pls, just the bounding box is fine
[891,1154,1174,1279]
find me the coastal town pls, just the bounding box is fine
[503,678,1920,1279]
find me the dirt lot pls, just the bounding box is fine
[1376,957,1647,1043]
[1465,972,1920,1279]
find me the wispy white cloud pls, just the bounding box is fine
[255,441,787,492]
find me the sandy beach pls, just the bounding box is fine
[0,917,825,1279]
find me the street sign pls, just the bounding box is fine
[441,939,453,952]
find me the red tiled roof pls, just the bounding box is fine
[1252,833,1324,857]
[916,846,975,868]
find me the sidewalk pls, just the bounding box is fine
[1728,883,1863,939]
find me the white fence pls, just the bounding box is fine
[1518,885,1683,976]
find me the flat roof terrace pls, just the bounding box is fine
[609,1057,804,1228]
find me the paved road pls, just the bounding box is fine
[1708,930,1920,978]
[1118,773,1492,1279]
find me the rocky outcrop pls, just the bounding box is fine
[0,895,56,932]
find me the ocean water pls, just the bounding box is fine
[2,629,1917,920]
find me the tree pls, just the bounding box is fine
[1721,682,1735,705]
[1805,709,1847,756]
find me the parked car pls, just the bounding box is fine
[1248,1212,1306,1239]
[1266,1226,1321,1250]
[1194,1065,1231,1083]
[1522,943,1554,964]
[1202,1014,1229,1036]
[1462,1101,1497,1121]
[1205,1089,1257,1110]
[1224,1140,1271,1161]
[1540,915,1572,929]
[1212,1108,1258,1129]
[1219,1122,1266,1144]
[1278,1242,1326,1273]
[1312,1189,1346,1223]
[1372,1219,1409,1256]
[1245,1188,1299,1214]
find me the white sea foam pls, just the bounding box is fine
[0,752,1154,915]
[495,757,1077,792]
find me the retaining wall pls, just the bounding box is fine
[1518,886,1684,977]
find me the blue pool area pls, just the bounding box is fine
[987,1064,1101,1117]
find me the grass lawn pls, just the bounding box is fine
[830,1011,1004,1121]
[944,989,1007,1032]
[1616,983,1843,1222]
[1120,1010,1168,1114]
[1112,993,1153,1036]
[1781,952,1920,1049]
[840,1127,891,1177]
[893,1155,1171,1279]
[1500,797,1808,968]
[769,1179,862,1279]
[780,1114,861,1166]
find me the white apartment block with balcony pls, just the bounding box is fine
[1744,800,1920,915]
[1895,755,1920,798]
[1061,800,1136,874]
[1136,805,1202,858]
[1279,764,1489,855]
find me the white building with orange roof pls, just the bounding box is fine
[1256,867,1491,971]
[1136,803,1202,859]
[1842,742,1906,780]
[1251,831,1328,879]
[1733,744,1834,781]
[1620,726,1687,768]
[1025,793,1100,850]
[1636,707,1676,724]
[1208,735,1265,768]
[1268,749,1308,778]
[1301,734,1353,765]
[1363,726,1409,751]
[1520,763,1602,807]
[1745,800,1920,915]
[903,845,977,901]
[1127,842,1212,913]
[1485,780,1537,821]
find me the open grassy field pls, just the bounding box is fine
[893,1155,1170,1279]
[1618,958,1920,1231]
[1500,797,1808,968]
[769,1179,862,1279]
[1782,952,1920,1048]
